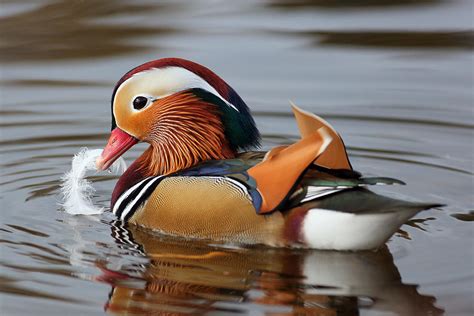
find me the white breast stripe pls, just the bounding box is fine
[120,176,163,220]
[114,176,250,220]
[112,177,152,215]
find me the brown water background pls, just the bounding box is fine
[0,0,473,315]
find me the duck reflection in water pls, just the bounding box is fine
[96,222,443,315]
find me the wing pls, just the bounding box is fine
[298,188,442,215]
[289,172,406,206]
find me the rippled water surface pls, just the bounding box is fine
[1,0,473,315]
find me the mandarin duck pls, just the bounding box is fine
[95,58,439,250]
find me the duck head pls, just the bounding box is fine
[96,58,260,176]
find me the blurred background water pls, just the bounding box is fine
[0,0,473,315]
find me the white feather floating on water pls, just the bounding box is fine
[60,148,127,215]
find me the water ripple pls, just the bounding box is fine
[351,153,473,175]
[0,0,180,62]
[254,111,474,129]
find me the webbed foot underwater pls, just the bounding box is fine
[96,58,440,250]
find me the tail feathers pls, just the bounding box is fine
[248,127,332,214]
[294,190,442,250]
[291,102,352,170]
[305,188,442,215]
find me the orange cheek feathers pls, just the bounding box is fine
[114,102,154,141]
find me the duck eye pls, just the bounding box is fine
[133,96,149,110]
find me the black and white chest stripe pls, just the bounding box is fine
[113,176,165,221]
[112,175,251,221]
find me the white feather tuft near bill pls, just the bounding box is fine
[60,148,126,215]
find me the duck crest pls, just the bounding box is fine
[111,58,260,151]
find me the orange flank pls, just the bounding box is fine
[248,128,332,214]
[262,145,287,161]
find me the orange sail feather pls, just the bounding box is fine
[291,102,352,170]
[248,127,332,214]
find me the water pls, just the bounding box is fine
[0,0,472,315]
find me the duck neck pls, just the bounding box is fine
[112,97,240,207]
[135,140,235,177]
[111,137,235,209]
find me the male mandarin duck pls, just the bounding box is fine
[96,57,439,250]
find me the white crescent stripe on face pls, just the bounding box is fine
[114,66,239,115]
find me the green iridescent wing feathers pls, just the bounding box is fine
[176,152,407,211]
